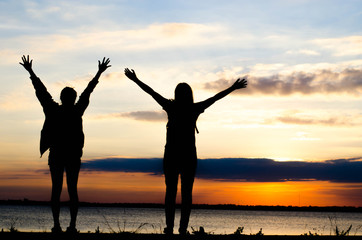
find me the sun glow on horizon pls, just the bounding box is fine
[1,169,361,207]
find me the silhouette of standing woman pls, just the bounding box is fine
[125,68,247,235]
[20,55,111,233]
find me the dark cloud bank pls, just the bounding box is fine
[82,157,362,183]
[205,69,362,96]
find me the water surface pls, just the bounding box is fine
[1,205,361,235]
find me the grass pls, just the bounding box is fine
[8,218,19,233]
[328,216,362,236]
[2,213,362,236]
[233,227,244,235]
[102,215,158,234]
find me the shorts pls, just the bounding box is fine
[48,148,81,169]
[163,146,197,177]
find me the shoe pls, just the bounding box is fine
[179,228,187,235]
[51,225,62,234]
[66,226,78,234]
[163,227,173,235]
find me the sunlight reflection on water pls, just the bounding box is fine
[1,205,361,235]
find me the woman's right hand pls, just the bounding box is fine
[19,55,33,72]
[232,78,247,90]
[124,68,139,81]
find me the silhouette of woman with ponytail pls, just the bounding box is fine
[20,55,111,233]
[125,68,247,235]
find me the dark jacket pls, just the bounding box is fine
[30,76,98,158]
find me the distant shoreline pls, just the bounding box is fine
[1,199,361,213]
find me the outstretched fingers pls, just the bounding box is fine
[102,57,110,65]
[98,57,111,72]
[105,58,110,66]
[234,78,247,89]
[124,68,137,80]
[20,55,27,65]
[240,78,247,88]
[19,55,33,70]
[22,55,28,63]
[238,78,247,85]
[124,68,133,75]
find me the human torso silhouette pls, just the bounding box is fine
[162,100,207,174]
[163,101,204,149]
[42,104,85,163]
[33,75,96,163]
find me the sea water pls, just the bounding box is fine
[0,205,361,235]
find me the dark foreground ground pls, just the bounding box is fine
[1,232,361,240]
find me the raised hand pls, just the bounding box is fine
[232,78,247,90]
[98,57,111,73]
[19,55,33,73]
[124,68,138,81]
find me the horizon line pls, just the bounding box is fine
[1,199,361,210]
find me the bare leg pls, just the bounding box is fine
[164,171,178,234]
[65,162,80,231]
[49,165,64,232]
[179,172,195,234]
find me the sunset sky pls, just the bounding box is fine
[1,0,362,207]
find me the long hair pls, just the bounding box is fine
[174,83,193,105]
[60,87,77,106]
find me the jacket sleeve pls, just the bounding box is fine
[76,77,99,115]
[30,75,56,111]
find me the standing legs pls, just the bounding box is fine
[49,159,80,233]
[49,165,64,233]
[163,147,197,235]
[164,171,178,234]
[65,162,80,232]
[179,172,195,234]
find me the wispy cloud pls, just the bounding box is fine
[313,36,362,57]
[3,23,226,56]
[54,71,123,88]
[205,68,362,96]
[94,111,166,122]
[120,111,167,122]
[291,132,320,141]
[24,1,108,22]
[264,110,362,127]
[0,85,37,111]
[277,115,357,126]
[82,157,362,183]
[286,49,320,56]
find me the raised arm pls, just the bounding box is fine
[95,57,111,81]
[198,78,247,110]
[19,55,55,108]
[124,68,168,107]
[19,55,36,78]
[81,57,111,96]
[77,57,111,111]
